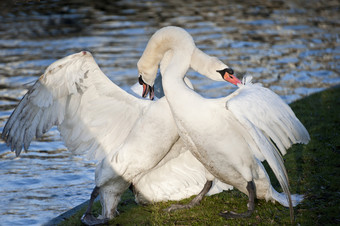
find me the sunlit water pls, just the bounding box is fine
[0,0,339,225]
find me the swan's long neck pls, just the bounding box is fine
[190,48,226,82]
[138,27,207,136]
[138,27,222,125]
[137,27,196,86]
[155,30,203,103]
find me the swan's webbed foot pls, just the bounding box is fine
[81,186,109,225]
[219,181,255,219]
[219,210,253,219]
[81,213,109,226]
[165,180,213,212]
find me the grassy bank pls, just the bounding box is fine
[60,86,340,225]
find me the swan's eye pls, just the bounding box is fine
[229,75,233,79]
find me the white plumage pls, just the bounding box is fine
[2,49,234,223]
[2,26,310,224]
[137,26,310,222]
[3,51,146,161]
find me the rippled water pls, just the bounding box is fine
[0,0,339,225]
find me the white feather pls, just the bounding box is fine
[137,26,310,223]
[2,49,232,214]
[2,51,149,160]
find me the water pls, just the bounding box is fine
[0,0,339,225]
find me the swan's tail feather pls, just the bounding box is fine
[266,142,294,223]
[253,136,294,222]
[270,186,304,207]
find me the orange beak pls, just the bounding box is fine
[142,83,149,98]
[217,68,241,86]
[223,72,241,85]
[139,76,155,100]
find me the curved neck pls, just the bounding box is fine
[159,43,205,120]
[190,48,226,82]
[137,27,196,85]
[137,27,219,145]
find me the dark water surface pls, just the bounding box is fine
[0,0,339,225]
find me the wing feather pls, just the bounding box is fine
[2,51,148,161]
[225,76,310,220]
[226,77,310,157]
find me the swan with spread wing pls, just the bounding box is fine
[138,26,310,223]
[2,46,236,224]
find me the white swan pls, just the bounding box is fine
[1,47,236,224]
[137,26,310,222]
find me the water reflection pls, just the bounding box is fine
[0,0,339,225]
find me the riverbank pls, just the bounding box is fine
[54,85,339,225]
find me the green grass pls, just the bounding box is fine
[60,86,340,225]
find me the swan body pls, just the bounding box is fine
[132,137,232,204]
[2,48,234,222]
[138,26,310,221]
[93,42,238,220]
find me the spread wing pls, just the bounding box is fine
[224,76,310,215]
[2,51,149,161]
[226,76,310,160]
